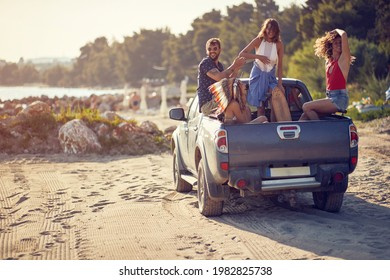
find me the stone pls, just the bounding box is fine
[140,121,161,135]
[101,111,124,121]
[58,119,102,154]
[18,101,51,117]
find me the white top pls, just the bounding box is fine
[255,40,278,72]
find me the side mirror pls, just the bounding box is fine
[169,108,186,121]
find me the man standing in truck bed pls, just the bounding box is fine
[197,38,245,114]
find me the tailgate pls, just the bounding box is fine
[226,120,351,167]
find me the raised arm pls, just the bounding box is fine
[335,29,352,80]
[335,29,351,59]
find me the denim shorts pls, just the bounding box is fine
[326,89,349,111]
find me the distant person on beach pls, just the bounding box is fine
[197,38,245,114]
[129,92,141,112]
[299,28,355,120]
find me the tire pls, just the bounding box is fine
[173,149,192,192]
[312,191,344,212]
[197,159,223,217]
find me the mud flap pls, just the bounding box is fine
[203,160,230,201]
[271,87,292,122]
[207,182,230,201]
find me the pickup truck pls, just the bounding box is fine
[169,78,359,216]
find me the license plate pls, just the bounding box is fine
[269,166,310,177]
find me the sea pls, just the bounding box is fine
[0,86,125,102]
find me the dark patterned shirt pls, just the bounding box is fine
[196,57,224,112]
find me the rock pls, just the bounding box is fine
[0,93,174,155]
[18,101,51,117]
[58,119,102,154]
[101,111,124,121]
[140,120,161,135]
[112,122,142,142]
[98,102,111,113]
[95,123,111,139]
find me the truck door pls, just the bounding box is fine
[186,101,201,173]
[177,96,198,169]
[181,96,200,173]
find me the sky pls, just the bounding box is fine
[0,0,306,63]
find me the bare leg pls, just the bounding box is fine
[302,99,338,120]
[271,87,291,122]
[304,107,320,120]
[298,112,309,121]
[250,115,268,123]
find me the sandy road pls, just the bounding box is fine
[0,118,389,260]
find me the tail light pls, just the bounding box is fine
[237,179,248,189]
[349,124,358,148]
[333,172,344,183]
[215,129,228,153]
[351,156,358,166]
[220,162,229,170]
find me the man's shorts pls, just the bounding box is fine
[201,99,218,115]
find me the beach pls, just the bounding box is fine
[0,115,389,260]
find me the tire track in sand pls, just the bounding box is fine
[0,164,84,260]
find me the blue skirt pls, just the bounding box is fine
[247,63,277,107]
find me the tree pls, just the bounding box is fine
[115,29,171,86]
[42,65,68,87]
[348,37,389,82]
[275,4,301,55]
[162,32,197,83]
[298,0,377,40]
[287,39,325,95]
[0,63,20,85]
[254,0,279,26]
[19,64,40,84]
[227,2,254,24]
[373,0,390,57]
[297,0,322,40]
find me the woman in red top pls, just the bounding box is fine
[299,29,354,120]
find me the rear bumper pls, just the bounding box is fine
[228,163,350,194]
[261,177,320,191]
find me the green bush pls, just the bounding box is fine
[15,113,57,140]
[55,106,137,127]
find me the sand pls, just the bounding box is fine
[0,113,389,260]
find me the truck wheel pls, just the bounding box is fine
[312,191,344,212]
[173,149,192,192]
[197,160,223,216]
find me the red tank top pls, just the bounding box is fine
[326,59,346,90]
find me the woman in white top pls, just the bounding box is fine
[239,18,284,119]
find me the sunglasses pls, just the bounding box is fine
[207,46,219,51]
